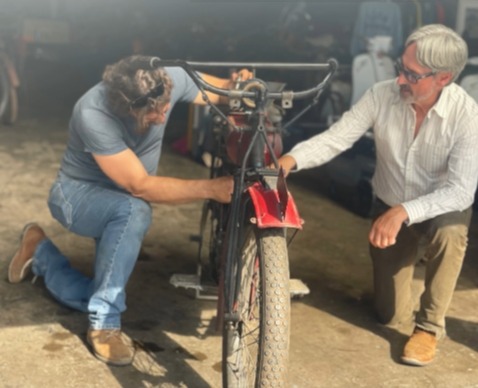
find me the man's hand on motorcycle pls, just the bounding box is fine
[271,155,297,177]
[229,68,254,86]
[369,205,409,248]
[212,175,234,204]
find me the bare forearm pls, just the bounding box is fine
[194,69,253,105]
[130,175,232,204]
[195,73,230,105]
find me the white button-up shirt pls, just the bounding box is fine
[288,79,478,225]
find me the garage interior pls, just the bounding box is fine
[1,1,478,387]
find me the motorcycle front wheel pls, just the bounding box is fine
[222,226,290,388]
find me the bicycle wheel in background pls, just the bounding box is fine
[0,63,10,121]
[2,85,18,125]
[198,199,227,284]
[198,150,229,283]
[223,226,291,387]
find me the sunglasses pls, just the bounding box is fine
[394,58,435,84]
[130,82,165,109]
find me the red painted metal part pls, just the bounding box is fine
[246,182,303,229]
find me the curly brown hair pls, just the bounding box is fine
[102,55,173,132]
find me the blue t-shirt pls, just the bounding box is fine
[59,66,199,187]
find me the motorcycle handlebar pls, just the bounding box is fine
[149,57,338,102]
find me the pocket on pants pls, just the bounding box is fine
[48,181,72,228]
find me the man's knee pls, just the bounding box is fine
[130,198,152,233]
[421,209,470,258]
[426,224,468,262]
[434,224,468,244]
[115,197,152,239]
[426,209,471,240]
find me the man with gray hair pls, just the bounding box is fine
[279,24,478,366]
[7,55,251,366]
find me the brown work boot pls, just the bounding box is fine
[8,223,46,283]
[401,327,437,366]
[87,329,134,366]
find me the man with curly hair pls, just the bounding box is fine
[7,55,251,366]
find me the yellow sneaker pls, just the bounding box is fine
[87,329,134,366]
[8,223,46,283]
[401,328,437,366]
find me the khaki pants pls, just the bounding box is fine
[370,200,472,339]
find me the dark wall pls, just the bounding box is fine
[0,0,462,114]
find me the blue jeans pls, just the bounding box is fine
[32,173,152,330]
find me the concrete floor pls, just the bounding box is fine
[1,112,478,388]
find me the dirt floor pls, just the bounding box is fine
[2,106,478,388]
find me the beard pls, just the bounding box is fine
[399,84,414,103]
[399,84,437,105]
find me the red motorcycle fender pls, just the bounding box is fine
[246,182,303,229]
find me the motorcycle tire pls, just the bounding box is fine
[222,226,290,387]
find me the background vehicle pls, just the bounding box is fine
[0,14,20,125]
[163,58,337,387]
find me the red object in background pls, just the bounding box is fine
[225,112,283,166]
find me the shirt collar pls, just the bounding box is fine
[430,84,451,119]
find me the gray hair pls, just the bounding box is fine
[405,24,468,83]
